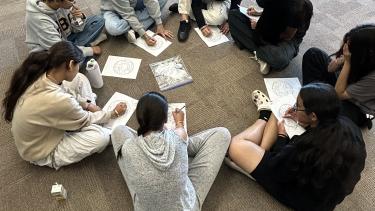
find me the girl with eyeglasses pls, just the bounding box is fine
[225,83,366,210]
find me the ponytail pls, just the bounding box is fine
[2,51,50,122]
[137,121,150,136]
[136,92,168,136]
[2,41,84,122]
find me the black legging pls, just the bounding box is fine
[302,47,369,128]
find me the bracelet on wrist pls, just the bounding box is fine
[111,110,119,119]
[114,109,120,117]
[278,133,288,138]
[200,25,208,30]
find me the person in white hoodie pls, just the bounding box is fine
[25,0,107,57]
[2,41,127,169]
[111,92,231,210]
[101,0,173,46]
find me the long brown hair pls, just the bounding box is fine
[2,41,83,122]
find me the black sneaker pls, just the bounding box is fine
[177,20,191,42]
[169,3,178,13]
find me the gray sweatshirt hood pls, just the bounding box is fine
[26,0,56,16]
[137,131,176,171]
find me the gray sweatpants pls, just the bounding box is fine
[112,127,231,209]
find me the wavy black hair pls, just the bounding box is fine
[287,83,366,208]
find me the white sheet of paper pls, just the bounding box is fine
[194,27,230,47]
[164,103,187,132]
[238,5,260,21]
[134,30,172,57]
[102,92,138,129]
[270,95,306,138]
[102,56,141,79]
[264,78,301,101]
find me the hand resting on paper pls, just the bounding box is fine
[112,102,127,118]
[247,7,262,16]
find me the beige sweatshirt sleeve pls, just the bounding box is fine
[54,96,112,131]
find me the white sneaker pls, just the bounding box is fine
[224,157,256,180]
[127,29,136,44]
[250,51,270,75]
[90,32,107,46]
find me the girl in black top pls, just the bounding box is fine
[227,83,366,210]
[228,0,313,74]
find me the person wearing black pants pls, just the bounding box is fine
[302,24,375,129]
[228,0,313,74]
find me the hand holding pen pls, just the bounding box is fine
[172,105,185,128]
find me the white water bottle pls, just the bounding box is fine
[86,59,103,89]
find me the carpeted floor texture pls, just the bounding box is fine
[1,0,374,210]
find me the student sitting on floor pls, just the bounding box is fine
[225,83,366,210]
[170,0,240,41]
[228,0,313,74]
[101,0,173,46]
[111,92,231,210]
[2,41,126,170]
[26,0,106,57]
[302,24,375,129]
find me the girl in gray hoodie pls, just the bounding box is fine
[111,92,231,210]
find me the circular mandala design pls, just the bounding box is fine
[113,60,134,75]
[272,82,294,97]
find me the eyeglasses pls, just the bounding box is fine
[292,103,306,112]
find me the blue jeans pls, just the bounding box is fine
[103,0,168,36]
[67,15,105,46]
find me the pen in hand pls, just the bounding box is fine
[177,105,186,113]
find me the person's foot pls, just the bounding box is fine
[224,157,255,180]
[251,90,271,112]
[169,3,178,13]
[178,20,191,42]
[250,51,270,75]
[90,32,107,46]
[127,29,137,44]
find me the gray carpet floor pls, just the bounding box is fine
[1,0,375,210]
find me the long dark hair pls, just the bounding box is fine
[288,83,366,207]
[136,92,168,136]
[285,0,313,32]
[333,24,375,58]
[299,82,340,123]
[2,41,84,122]
[347,26,375,84]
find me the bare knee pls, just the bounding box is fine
[228,139,243,160]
